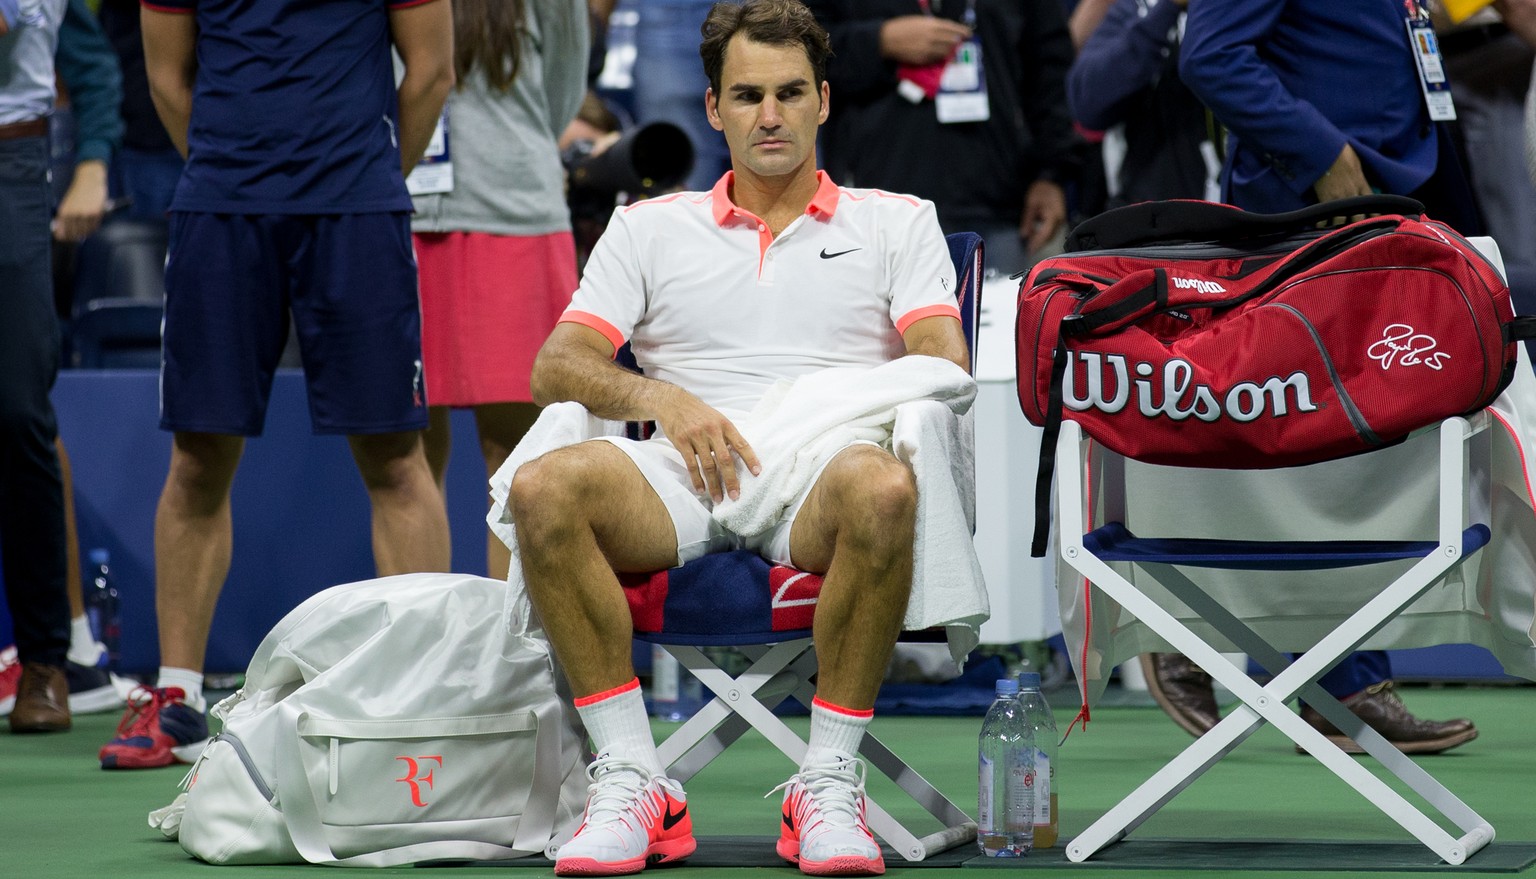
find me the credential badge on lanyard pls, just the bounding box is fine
[406,101,455,196]
[934,0,989,124]
[1404,0,1456,122]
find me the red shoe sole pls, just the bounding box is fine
[99,746,180,770]
[554,835,696,876]
[778,836,885,876]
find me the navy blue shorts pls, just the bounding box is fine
[160,212,427,436]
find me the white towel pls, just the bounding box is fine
[713,356,976,535]
[711,356,987,663]
[892,397,987,664]
[487,402,624,638]
[488,359,991,665]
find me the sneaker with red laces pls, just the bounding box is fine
[0,646,20,717]
[554,752,695,876]
[98,686,210,770]
[774,756,885,876]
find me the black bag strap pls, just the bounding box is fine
[1504,317,1536,343]
[1066,195,1426,252]
[1031,321,1078,557]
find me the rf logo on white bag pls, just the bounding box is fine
[395,755,443,807]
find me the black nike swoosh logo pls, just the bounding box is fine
[662,803,688,830]
[820,248,861,259]
[782,812,794,832]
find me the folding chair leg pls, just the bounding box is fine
[652,639,977,862]
[656,642,819,776]
[1154,565,1496,865]
[1065,706,1269,860]
[1061,551,1495,865]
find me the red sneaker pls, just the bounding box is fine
[775,756,885,876]
[0,646,20,716]
[554,752,695,876]
[99,687,210,769]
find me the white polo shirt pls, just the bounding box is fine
[561,170,962,419]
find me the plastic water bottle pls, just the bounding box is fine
[977,678,1035,857]
[1017,672,1059,848]
[84,548,119,669]
[649,644,704,722]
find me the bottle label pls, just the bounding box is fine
[978,755,994,830]
[1009,754,1036,831]
[1034,753,1052,823]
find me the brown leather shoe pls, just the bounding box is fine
[1140,653,1221,737]
[9,663,71,733]
[1298,680,1477,755]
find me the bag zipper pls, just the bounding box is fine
[1263,303,1381,445]
[216,731,278,803]
[1083,219,1401,332]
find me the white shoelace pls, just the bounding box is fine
[768,755,868,831]
[584,752,663,830]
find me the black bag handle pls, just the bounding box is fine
[1065,196,1426,253]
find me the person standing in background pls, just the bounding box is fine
[805,0,1082,278]
[50,0,134,715]
[98,0,454,770]
[0,0,80,734]
[1067,0,1218,211]
[1438,2,1535,270]
[1180,0,1483,232]
[97,0,181,222]
[1157,0,1484,755]
[410,0,588,580]
[631,0,733,191]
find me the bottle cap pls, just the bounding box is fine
[88,548,110,566]
[1017,671,1042,689]
[994,678,1019,696]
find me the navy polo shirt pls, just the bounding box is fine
[144,0,434,214]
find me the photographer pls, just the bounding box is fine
[561,105,696,265]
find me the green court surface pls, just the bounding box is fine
[5,685,1532,878]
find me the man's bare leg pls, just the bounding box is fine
[790,444,917,709]
[512,440,697,873]
[154,432,245,677]
[510,441,678,694]
[99,432,240,766]
[422,406,452,493]
[776,444,917,875]
[348,431,451,575]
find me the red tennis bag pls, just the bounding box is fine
[1016,196,1530,555]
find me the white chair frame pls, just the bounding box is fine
[648,638,978,861]
[1055,414,1497,865]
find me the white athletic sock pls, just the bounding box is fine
[574,678,664,778]
[66,615,102,666]
[156,666,206,713]
[803,696,873,769]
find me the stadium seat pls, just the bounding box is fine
[71,218,168,369]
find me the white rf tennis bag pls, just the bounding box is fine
[149,573,590,866]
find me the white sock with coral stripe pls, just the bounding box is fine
[803,696,873,768]
[574,678,664,777]
[156,666,206,712]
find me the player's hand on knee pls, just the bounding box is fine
[656,390,760,502]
